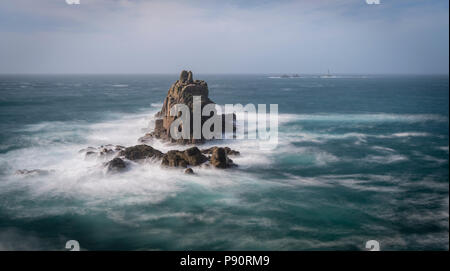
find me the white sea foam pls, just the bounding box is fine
[283,130,436,145]
[417,153,448,164]
[286,131,368,144]
[0,109,445,223]
[151,103,163,108]
[391,132,431,137]
[363,154,409,164]
[0,108,280,219]
[281,174,403,192]
[371,146,396,153]
[280,113,447,123]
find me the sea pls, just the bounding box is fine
[0,74,448,250]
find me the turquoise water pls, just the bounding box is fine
[0,74,448,250]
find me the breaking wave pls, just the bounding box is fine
[0,108,448,250]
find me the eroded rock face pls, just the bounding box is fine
[157,70,212,118]
[141,70,235,145]
[148,70,212,144]
[119,145,163,161]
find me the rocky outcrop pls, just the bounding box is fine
[140,70,235,145]
[210,147,236,168]
[161,147,207,168]
[156,70,212,119]
[102,144,238,173]
[201,146,240,156]
[147,70,212,144]
[119,145,163,161]
[161,150,189,167]
[184,147,208,165]
[100,71,242,173]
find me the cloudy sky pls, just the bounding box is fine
[0,0,448,74]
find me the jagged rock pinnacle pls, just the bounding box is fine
[139,71,235,145]
[187,71,193,83]
[179,70,189,83]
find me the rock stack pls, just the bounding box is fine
[18,71,242,177]
[82,71,241,174]
[139,70,234,144]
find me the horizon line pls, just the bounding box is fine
[0,72,449,76]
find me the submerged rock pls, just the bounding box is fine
[78,147,96,153]
[119,144,163,161]
[79,145,125,160]
[115,145,125,151]
[105,158,127,172]
[85,151,97,157]
[15,169,53,176]
[184,168,194,174]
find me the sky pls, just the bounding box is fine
[0,0,448,74]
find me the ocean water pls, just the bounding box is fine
[0,74,448,251]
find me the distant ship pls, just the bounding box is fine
[320,69,336,79]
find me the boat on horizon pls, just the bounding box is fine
[320,69,337,78]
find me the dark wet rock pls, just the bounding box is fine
[15,169,53,176]
[210,147,236,168]
[78,147,96,153]
[115,145,126,151]
[119,144,163,161]
[85,143,239,170]
[85,151,97,157]
[105,158,127,172]
[184,147,208,165]
[201,146,240,156]
[184,168,194,174]
[162,150,188,167]
[100,147,115,156]
[161,147,207,168]
[187,71,193,83]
